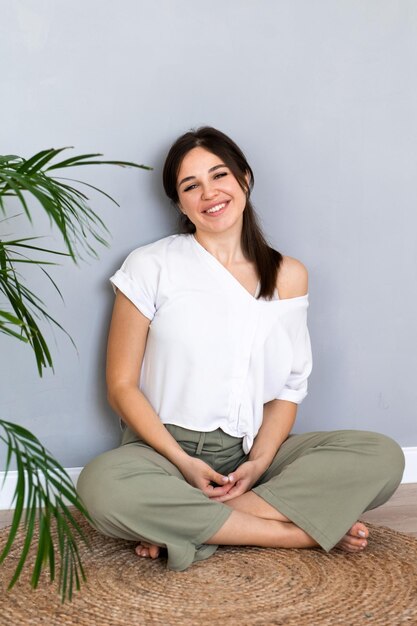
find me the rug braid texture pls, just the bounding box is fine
[1,513,417,625]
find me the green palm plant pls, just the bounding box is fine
[0,148,151,601]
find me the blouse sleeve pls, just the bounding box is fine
[109,246,160,321]
[275,297,313,404]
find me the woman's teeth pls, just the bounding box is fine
[206,203,226,214]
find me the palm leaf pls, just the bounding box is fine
[17,148,69,175]
[0,238,74,373]
[0,147,151,601]
[0,148,152,260]
[45,153,152,171]
[0,147,150,373]
[0,420,91,601]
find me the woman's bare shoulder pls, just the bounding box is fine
[276,256,308,299]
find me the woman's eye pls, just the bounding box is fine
[184,183,197,192]
[214,172,227,180]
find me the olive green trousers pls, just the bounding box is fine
[77,425,404,571]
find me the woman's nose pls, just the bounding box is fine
[201,182,218,200]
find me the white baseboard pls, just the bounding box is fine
[402,447,417,484]
[0,467,83,512]
[1,449,417,511]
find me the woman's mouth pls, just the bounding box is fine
[203,201,228,216]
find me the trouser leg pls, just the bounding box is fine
[77,439,232,571]
[252,430,405,551]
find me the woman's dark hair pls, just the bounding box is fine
[162,126,282,299]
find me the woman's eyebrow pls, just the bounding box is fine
[178,164,227,188]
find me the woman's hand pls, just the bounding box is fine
[178,456,233,498]
[209,460,265,502]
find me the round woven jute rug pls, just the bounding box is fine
[1,514,417,626]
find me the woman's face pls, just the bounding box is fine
[176,147,248,237]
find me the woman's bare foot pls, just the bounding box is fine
[336,521,369,552]
[134,521,370,558]
[135,541,160,559]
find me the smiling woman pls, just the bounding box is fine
[162,126,281,300]
[77,126,405,571]
[176,147,247,236]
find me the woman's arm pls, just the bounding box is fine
[247,255,309,470]
[107,291,187,465]
[211,256,308,501]
[248,399,297,471]
[107,291,230,495]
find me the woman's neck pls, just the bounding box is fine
[193,228,245,267]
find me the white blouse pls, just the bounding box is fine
[110,234,312,453]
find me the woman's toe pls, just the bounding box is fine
[135,542,160,559]
[135,543,150,558]
[348,521,369,539]
[336,525,368,552]
[148,544,160,559]
[341,535,367,549]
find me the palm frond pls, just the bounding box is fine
[0,419,91,602]
[0,149,152,260]
[0,147,151,601]
[0,239,74,374]
[0,148,150,373]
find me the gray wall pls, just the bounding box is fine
[1,0,416,470]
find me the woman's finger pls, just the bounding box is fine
[211,470,230,485]
[211,481,248,502]
[211,490,242,502]
[203,483,232,497]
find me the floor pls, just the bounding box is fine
[361,482,417,538]
[1,484,416,536]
